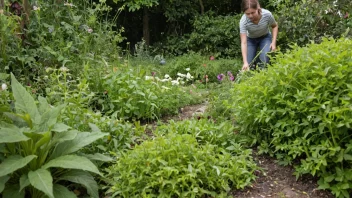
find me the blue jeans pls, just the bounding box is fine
[247,33,272,67]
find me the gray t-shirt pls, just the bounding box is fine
[239,8,276,38]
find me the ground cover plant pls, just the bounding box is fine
[105,133,258,197]
[229,37,352,197]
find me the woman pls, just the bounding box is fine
[240,0,278,70]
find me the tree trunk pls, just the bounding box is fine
[23,0,31,23]
[143,7,150,45]
[199,0,204,15]
[0,0,4,10]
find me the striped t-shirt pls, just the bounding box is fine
[239,8,276,38]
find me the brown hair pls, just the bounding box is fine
[241,0,261,12]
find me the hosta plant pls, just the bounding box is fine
[0,74,109,198]
[105,134,258,197]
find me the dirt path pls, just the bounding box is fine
[169,103,334,198]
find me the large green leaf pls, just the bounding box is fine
[43,155,101,175]
[0,175,10,193]
[3,113,28,128]
[19,174,30,192]
[2,184,25,198]
[0,126,30,143]
[51,130,78,145]
[0,155,37,177]
[37,104,65,132]
[58,170,99,198]
[53,184,77,198]
[38,96,50,114]
[28,169,54,198]
[51,132,107,158]
[11,73,41,125]
[52,123,71,133]
[82,153,113,162]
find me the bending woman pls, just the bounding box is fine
[240,0,278,70]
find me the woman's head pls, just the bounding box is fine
[241,0,260,12]
[241,0,261,21]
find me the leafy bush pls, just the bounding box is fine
[229,37,352,197]
[165,53,242,83]
[270,0,352,49]
[154,118,241,149]
[0,13,22,73]
[2,0,124,82]
[100,67,201,120]
[0,74,108,198]
[105,134,258,197]
[156,13,242,58]
[188,13,242,58]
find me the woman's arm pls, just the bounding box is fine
[270,23,278,51]
[240,33,249,70]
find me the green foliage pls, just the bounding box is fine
[99,66,201,120]
[188,13,242,58]
[0,74,108,198]
[270,0,352,49]
[105,134,258,197]
[159,13,242,57]
[0,13,22,72]
[2,0,124,81]
[154,119,240,149]
[165,53,242,83]
[229,38,352,197]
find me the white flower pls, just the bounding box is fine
[33,6,39,11]
[60,66,69,72]
[160,79,170,82]
[1,83,7,90]
[185,68,190,71]
[87,28,93,33]
[177,73,186,78]
[164,74,170,79]
[64,2,75,7]
[161,86,170,90]
[171,80,179,85]
[186,72,193,79]
[145,76,153,80]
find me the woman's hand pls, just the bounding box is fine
[270,42,276,51]
[242,62,250,71]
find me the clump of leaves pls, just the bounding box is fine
[100,67,201,120]
[105,134,258,197]
[154,118,246,149]
[0,74,109,198]
[229,37,352,197]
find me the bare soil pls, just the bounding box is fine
[167,103,334,198]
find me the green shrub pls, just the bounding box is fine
[154,119,241,149]
[100,67,201,120]
[188,13,242,58]
[105,134,258,197]
[0,74,109,198]
[158,13,242,58]
[270,0,352,50]
[165,54,242,83]
[230,37,352,197]
[2,0,124,82]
